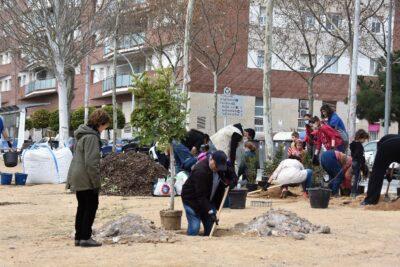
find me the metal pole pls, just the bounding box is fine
[84,55,90,124]
[348,0,361,142]
[112,12,119,152]
[384,0,393,135]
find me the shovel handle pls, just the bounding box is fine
[209,187,229,238]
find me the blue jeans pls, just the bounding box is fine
[321,150,343,195]
[302,169,313,192]
[173,142,196,173]
[183,204,215,236]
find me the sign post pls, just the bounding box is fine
[218,87,243,127]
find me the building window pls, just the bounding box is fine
[299,54,312,71]
[259,6,266,26]
[324,56,339,73]
[369,58,379,75]
[371,18,381,33]
[0,52,11,65]
[304,13,315,29]
[326,14,341,31]
[255,98,264,132]
[369,131,378,141]
[257,50,264,68]
[0,78,11,92]
[298,99,310,129]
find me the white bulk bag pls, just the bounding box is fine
[22,145,73,184]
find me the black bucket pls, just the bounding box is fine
[308,188,332,209]
[3,152,18,168]
[357,185,365,194]
[246,183,258,192]
[228,188,248,209]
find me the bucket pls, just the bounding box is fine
[357,185,365,194]
[228,188,248,209]
[160,209,182,230]
[3,152,18,167]
[1,173,13,185]
[308,188,332,209]
[15,173,28,186]
[246,183,258,192]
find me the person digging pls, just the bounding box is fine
[181,151,236,236]
[66,109,111,247]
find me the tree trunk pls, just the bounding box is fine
[112,13,119,152]
[56,72,70,147]
[213,71,218,133]
[84,55,90,124]
[348,0,361,142]
[307,78,314,115]
[182,0,195,129]
[169,144,176,210]
[262,0,274,161]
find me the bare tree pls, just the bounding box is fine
[0,0,114,145]
[250,0,348,115]
[191,0,246,132]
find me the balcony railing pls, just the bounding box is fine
[25,78,56,95]
[102,74,133,93]
[104,32,146,55]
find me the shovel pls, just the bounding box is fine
[384,168,394,202]
[209,187,230,238]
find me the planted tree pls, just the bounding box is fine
[31,109,50,136]
[131,68,187,224]
[25,118,33,131]
[71,107,96,131]
[49,110,59,132]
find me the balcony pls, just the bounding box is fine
[104,32,146,57]
[24,78,57,98]
[102,74,133,96]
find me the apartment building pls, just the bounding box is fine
[0,0,398,140]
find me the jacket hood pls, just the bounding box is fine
[74,125,99,140]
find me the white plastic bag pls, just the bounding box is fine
[174,171,188,196]
[153,178,172,196]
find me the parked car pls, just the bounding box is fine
[364,140,399,177]
[35,137,60,149]
[100,138,143,157]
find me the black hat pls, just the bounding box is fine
[211,150,228,171]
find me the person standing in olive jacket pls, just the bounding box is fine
[67,109,110,247]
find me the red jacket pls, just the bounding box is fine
[312,124,343,151]
[304,125,313,145]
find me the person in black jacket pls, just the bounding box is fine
[362,134,400,205]
[181,151,236,236]
[350,129,369,198]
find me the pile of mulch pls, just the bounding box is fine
[234,209,330,240]
[100,152,168,196]
[94,214,176,244]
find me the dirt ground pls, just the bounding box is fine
[1,162,400,266]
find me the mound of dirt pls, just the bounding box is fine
[235,209,330,240]
[94,214,175,244]
[100,152,168,196]
[366,197,400,211]
[249,186,301,199]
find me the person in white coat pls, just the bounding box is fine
[210,123,243,165]
[268,158,313,198]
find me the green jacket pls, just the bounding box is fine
[66,125,102,191]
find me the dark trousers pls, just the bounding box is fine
[365,135,400,204]
[75,189,99,241]
[351,161,361,195]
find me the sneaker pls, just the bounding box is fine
[79,238,102,247]
[75,240,80,247]
[350,193,357,199]
[360,200,371,206]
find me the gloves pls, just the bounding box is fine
[7,141,12,148]
[312,155,320,166]
[209,211,218,225]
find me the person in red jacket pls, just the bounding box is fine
[310,116,344,165]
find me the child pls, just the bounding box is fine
[238,141,259,183]
[288,139,306,162]
[350,129,369,198]
[291,131,300,148]
[309,116,344,165]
